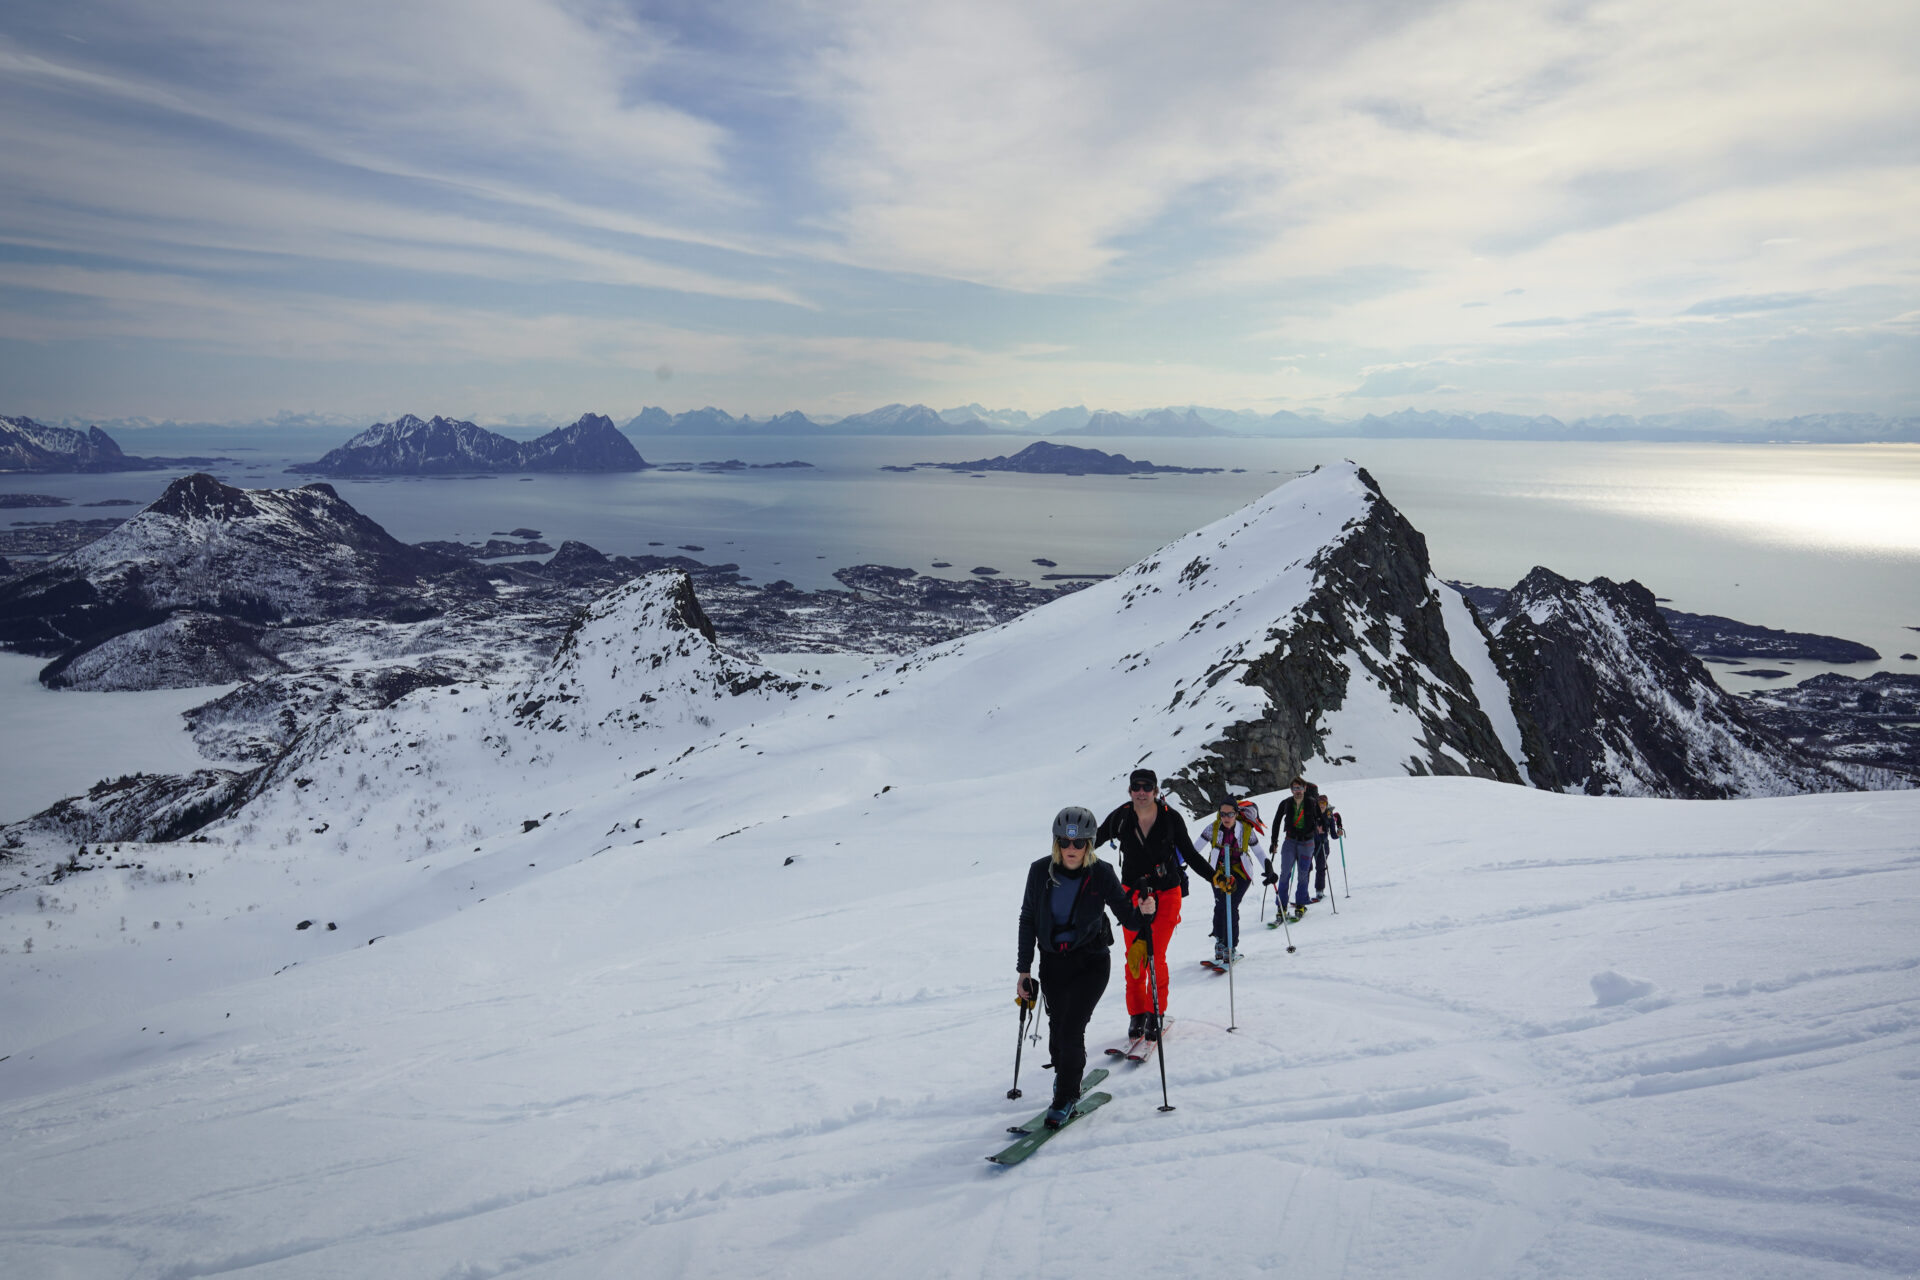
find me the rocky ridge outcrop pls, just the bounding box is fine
[1485,568,1849,797]
[1165,467,1523,808]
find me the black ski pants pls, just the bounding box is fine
[1313,835,1331,895]
[1038,945,1110,1108]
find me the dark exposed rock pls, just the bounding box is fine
[1449,580,1878,663]
[1484,568,1846,797]
[1169,467,1521,810]
[0,493,68,508]
[5,768,260,845]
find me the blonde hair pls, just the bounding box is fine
[1050,838,1102,867]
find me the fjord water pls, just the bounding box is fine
[15,432,1920,685]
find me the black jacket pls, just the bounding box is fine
[1094,800,1214,894]
[1017,857,1151,972]
[1275,791,1324,843]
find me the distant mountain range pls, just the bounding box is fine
[15,406,1919,454]
[614,404,1920,442]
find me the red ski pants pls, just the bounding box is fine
[1121,886,1182,1015]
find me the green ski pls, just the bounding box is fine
[1004,1068,1107,1134]
[986,1092,1113,1166]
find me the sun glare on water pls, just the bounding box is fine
[1537,447,1920,560]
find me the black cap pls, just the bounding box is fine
[1128,767,1158,791]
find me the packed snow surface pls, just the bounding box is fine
[3,779,1916,1278]
[3,464,1916,1277]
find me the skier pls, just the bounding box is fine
[1094,768,1220,1043]
[1198,798,1264,965]
[1016,806,1157,1129]
[1266,776,1320,921]
[1312,793,1342,902]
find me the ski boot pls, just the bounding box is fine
[1128,1013,1146,1040]
[1044,1096,1078,1130]
[1142,1013,1162,1042]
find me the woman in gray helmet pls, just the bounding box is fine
[1016,805,1157,1128]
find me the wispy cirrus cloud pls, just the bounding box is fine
[0,0,1915,421]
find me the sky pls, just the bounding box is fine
[0,0,1916,426]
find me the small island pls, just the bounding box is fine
[917,441,1224,476]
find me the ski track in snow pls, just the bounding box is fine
[2,467,1918,1278]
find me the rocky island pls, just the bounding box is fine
[2,415,225,473]
[291,412,650,476]
[917,440,1223,475]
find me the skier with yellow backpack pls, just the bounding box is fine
[1197,797,1265,969]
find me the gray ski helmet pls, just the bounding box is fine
[1052,806,1099,843]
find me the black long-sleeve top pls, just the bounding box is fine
[1016,856,1153,972]
[1094,800,1216,894]
[1275,792,1325,843]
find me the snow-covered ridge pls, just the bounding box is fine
[594,463,1519,844]
[225,570,814,859]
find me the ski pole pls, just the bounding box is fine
[1225,881,1238,1033]
[1008,979,1034,1100]
[1144,941,1175,1113]
[1339,835,1350,898]
[1278,881,1296,954]
[1259,881,1268,928]
[1326,845,1338,916]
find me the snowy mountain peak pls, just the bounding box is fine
[510,570,808,739]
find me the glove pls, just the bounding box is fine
[1126,937,1149,979]
[1015,975,1038,1009]
[1211,867,1235,894]
[1262,861,1278,886]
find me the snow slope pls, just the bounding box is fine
[3,464,1916,1277]
[2,779,1915,1278]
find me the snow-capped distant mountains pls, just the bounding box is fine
[1059,407,1231,437]
[293,412,648,475]
[607,404,1920,441]
[0,415,220,473]
[621,404,997,435]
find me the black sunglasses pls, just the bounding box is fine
[1058,837,1090,849]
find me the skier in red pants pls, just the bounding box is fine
[1094,767,1220,1043]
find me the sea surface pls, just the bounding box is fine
[7,431,1919,694]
